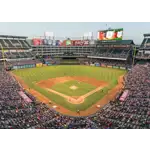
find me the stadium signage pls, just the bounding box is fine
[17,50,25,52]
[32,38,43,46]
[120,67,126,70]
[113,66,119,69]
[107,66,112,68]
[72,40,89,46]
[97,28,123,41]
[9,50,16,52]
[101,64,106,67]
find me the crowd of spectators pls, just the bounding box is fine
[136,51,150,59]
[0,63,149,129]
[83,59,131,68]
[0,70,96,129]
[89,48,130,59]
[88,64,150,129]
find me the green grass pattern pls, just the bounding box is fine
[51,80,96,96]
[13,65,126,111]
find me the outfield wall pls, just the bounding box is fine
[10,60,131,71]
[89,63,131,71]
[11,62,131,71]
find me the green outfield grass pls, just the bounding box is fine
[13,65,126,111]
[51,80,96,96]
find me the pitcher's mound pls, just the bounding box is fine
[70,85,78,90]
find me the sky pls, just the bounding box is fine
[0,22,149,44]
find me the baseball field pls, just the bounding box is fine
[12,65,126,116]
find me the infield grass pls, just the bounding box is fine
[51,80,96,96]
[13,65,126,111]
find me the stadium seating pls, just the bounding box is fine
[1,34,150,129]
[89,48,131,59]
[0,63,149,129]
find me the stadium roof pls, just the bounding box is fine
[143,34,150,37]
[0,35,27,39]
[96,40,134,45]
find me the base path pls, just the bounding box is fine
[46,86,104,104]
[11,72,124,116]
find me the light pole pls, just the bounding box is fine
[0,43,6,69]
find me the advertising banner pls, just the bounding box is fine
[107,65,112,68]
[95,64,100,67]
[36,63,43,67]
[120,67,126,70]
[62,39,72,46]
[47,39,53,45]
[52,40,56,46]
[95,63,100,67]
[17,50,24,52]
[101,64,106,67]
[9,50,16,52]
[90,64,95,66]
[45,61,50,64]
[113,66,119,69]
[97,28,123,40]
[72,40,90,46]
[66,39,72,46]
[33,39,43,46]
[55,40,62,46]
[43,39,48,45]
[13,66,17,69]
[47,64,52,66]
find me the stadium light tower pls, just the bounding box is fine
[0,43,6,69]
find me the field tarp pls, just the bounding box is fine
[18,91,32,103]
[119,90,129,102]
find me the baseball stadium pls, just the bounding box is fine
[0,27,149,129]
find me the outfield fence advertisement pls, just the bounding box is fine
[36,63,43,67]
[97,28,123,41]
[107,66,112,68]
[101,64,106,67]
[91,63,129,70]
[13,64,36,70]
[120,67,126,70]
[113,66,120,69]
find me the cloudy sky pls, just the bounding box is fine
[0,22,149,44]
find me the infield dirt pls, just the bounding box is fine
[37,76,107,88]
[37,76,108,104]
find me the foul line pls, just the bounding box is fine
[46,86,104,104]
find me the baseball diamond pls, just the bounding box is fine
[0,23,149,129]
[12,65,126,113]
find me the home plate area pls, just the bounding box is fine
[70,85,78,90]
